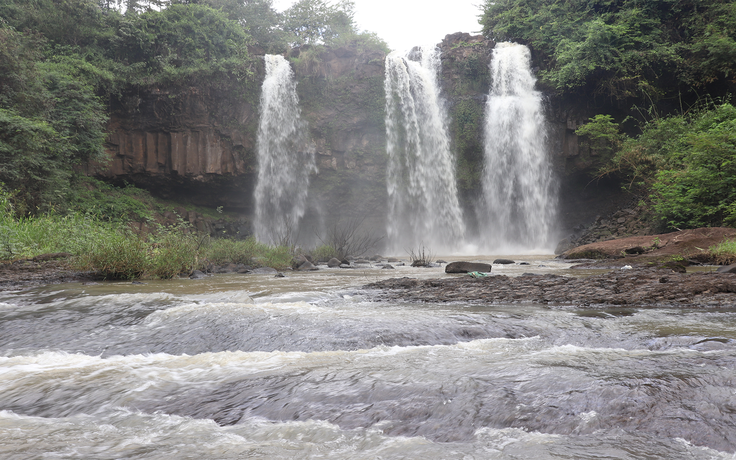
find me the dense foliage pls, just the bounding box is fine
[580,103,736,230]
[0,0,385,215]
[481,0,736,103]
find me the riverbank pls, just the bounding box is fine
[0,256,94,291]
[365,267,736,308]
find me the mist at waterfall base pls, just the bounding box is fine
[254,45,557,255]
[254,55,316,246]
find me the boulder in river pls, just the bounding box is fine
[717,264,736,274]
[327,258,342,268]
[493,259,515,265]
[445,261,492,274]
[297,260,319,271]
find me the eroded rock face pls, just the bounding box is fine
[94,82,260,211]
[92,36,626,240]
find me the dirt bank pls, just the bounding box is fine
[365,267,736,308]
[0,256,94,291]
[560,227,736,263]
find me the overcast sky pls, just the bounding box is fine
[272,0,484,52]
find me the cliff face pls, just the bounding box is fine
[95,36,619,241]
[289,45,388,236]
[95,70,262,212]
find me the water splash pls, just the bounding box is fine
[479,42,556,252]
[254,55,316,245]
[384,46,465,253]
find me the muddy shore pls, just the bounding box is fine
[365,267,736,308]
[0,257,94,291]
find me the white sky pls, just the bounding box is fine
[272,0,484,52]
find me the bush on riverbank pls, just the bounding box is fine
[202,236,292,270]
[709,239,736,265]
[1,188,293,278]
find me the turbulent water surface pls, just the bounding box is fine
[1,258,736,459]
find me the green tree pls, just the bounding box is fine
[651,104,736,228]
[281,0,354,46]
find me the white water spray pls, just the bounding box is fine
[254,55,315,245]
[479,42,556,251]
[384,47,465,253]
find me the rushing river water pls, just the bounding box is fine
[1,257,736,459]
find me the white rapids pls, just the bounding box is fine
[1,260,736,459]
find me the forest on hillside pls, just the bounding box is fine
[0,0,384,215]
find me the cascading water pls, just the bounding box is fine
[254,54,315,245]
[479,42,556,252]
[384,46,465,253]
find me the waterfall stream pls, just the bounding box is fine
[479,42,556,252]
[254,54,315,246]
[384,47,465,253]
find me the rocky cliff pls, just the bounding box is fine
[93,36,629,243]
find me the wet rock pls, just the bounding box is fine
[717,264,736,274]
[387,257,400,262]
[436,259,447,264]
[297,260,319,271]
[274,272,285,278]
[190,270,207,279]
[445,261,492,273]
[366,267,736,307]
[382,264,395,269]
[493,259,515,265]
[327,258,342,268]
[555,238,574,255]
[339,264,353,269]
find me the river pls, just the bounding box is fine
[1,256,735,459]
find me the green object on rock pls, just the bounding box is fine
[468,271,488,278]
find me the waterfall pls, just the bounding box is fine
[479,42,556,252]
[384,46,465,253]
[254,54,315,246]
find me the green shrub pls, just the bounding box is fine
[202,236,293,270]
[650,104,736,229]
[310,244,339,263]
[203,236,263,266]
[709,238,736,265]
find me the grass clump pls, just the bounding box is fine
[709,239,736,265]
[202,236,292,270]
[310,244,339,263]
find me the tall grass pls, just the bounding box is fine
[1,187,292,278]
[710,239,736,265]
[202,236,292,270]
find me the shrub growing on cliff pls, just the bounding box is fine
[593,103,736,230]
[651,104,736,229]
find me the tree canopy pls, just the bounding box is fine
[481,0,736,103]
